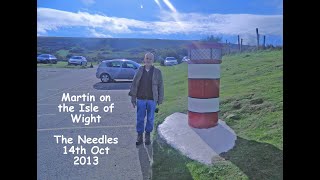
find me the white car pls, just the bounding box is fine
[68,56,88,66]
[164,57,178,66]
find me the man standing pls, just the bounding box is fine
[129,52,164,145]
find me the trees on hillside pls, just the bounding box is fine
[201,35,222,42]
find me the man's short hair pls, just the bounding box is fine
[145,52,154,60]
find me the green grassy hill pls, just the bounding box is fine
[152,49,283,180]
[37,37,192,51]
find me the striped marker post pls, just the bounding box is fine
[186,42,223,128]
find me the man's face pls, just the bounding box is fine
[144,55,154,66]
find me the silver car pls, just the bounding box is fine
[96,59,141,83]
[68,56,87,66]
[164,57,178,66]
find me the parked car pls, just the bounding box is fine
[96,59,141,83]
[164,57,178,66]
[37,54,58,64]
[68,56,87,66]
[181,56,190,62]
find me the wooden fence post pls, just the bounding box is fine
[256,28,260,49]
[238,35,240,52]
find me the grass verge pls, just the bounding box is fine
[152,49,283,180]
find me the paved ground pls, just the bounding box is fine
[37,67,152,180]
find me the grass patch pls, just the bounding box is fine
[152,50,283,179]
[56,49,69,57]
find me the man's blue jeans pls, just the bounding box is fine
[136,99,156,134]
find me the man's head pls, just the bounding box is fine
[144,52,154,66]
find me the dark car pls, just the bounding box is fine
[37,54,58,64]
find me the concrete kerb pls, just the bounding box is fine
[158,112,237,165]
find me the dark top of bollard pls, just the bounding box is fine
[186,42,223,49]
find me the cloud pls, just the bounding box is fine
[37,7,282,44]
[237,33,258,46]
[37,8,132,35]
[88,29,112,38]
[81,0,95,6]
[155,11,282,43]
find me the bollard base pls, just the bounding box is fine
[158,112,237,165]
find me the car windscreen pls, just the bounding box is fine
[72,56,82,59]
[39,54,49,58]
[166,57,176,60]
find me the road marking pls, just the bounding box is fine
[37,125,135,131]
[37,114,56,117]
[145,146,153,164]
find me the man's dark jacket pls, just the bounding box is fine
[128,66,164,105]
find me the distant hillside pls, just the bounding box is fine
[37,37,194,51]
[37,37,254,62]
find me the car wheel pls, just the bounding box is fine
[100,73,111,83]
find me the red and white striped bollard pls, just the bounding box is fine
[187,42,223,128]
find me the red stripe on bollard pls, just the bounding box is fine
[188,79,220,98]
[188,111,219,128]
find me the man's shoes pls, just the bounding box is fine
[145,132,151,145]
[136,133,143,146]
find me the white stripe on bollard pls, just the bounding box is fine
[188,64,220,79]
[188,97,219,113]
